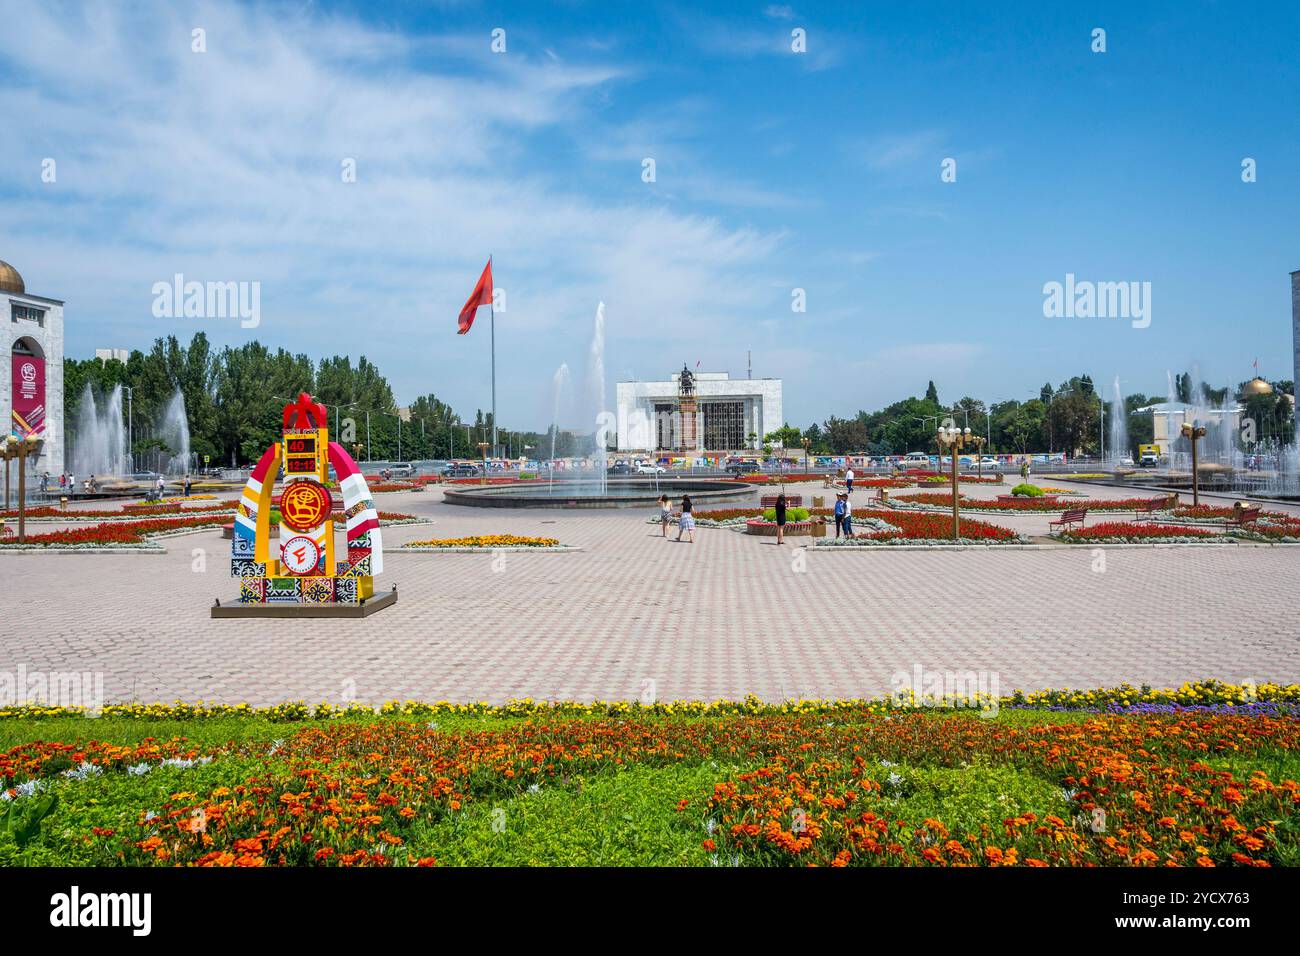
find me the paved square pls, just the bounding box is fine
[3,480,1298,705]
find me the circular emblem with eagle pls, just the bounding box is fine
[279,480,332,532]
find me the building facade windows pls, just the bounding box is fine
[702,400,745,451]
[653,403,676,450]
[11,304,46,327]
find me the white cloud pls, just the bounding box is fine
[0,1,788,427]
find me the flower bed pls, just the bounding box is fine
[917,474,1002,485]
[1233,520,1300,543]
[403,534,560,548]
[127,494,218,506]
[0,510,423,549]
[366,482,418,493]
[815,509,1022,545]
[3,500,240,521]
[728,473,825,484]
[0,515,233,549]
[893,492,1162,513]
[5,686,1294,868]
[1052,522,1225,544]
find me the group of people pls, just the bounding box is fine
[33,473,192,497]
[658,494,696,543]
[39,472,97,494]
[655,486,858,545]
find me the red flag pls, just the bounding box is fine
[458,259,493,334]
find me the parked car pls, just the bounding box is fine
[607,462,633,476]
[900,454,932,468]
[388,463,415,478]
[441,463,480,477]
[636,463,665,475]
[977,457,999,469]
[725,462,760,475]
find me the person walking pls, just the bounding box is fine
[845,465,855,495]
[833,492,846,538]
[676,494,695,543]
[774,490,787,545]
[1020,458,1030,482]
[183,474,192,496]
[156,475,166,498]
[68,472,76,495]
[842,491,854,538]
[39,472,48,493]
[658,493,671,538]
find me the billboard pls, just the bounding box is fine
[11,353,45,438]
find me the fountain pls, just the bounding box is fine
[71,382,129,478]
[158,388,192,474]
[444,301,753,508]
[1107,375,1129,466]
[589,301,609,496]
[549,363,570,490]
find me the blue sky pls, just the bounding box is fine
[2,0,1298,430]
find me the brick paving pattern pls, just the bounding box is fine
[2,478,1298,705]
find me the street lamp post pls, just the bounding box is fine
[800,436,811,474]
[934,425,985,540]
[477,441,491,485]
[2,435,42,542]
[1181,421,1207,507]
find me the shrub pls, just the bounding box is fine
[1011,483,1044,497]
[762,507,810,522]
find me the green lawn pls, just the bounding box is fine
[0,705,1295,867]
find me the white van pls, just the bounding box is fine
[900,453,932,468]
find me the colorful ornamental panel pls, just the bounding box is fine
[229,392,384,605]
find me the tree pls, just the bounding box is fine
[764,424,803,448]
[999,400,1047,453]
[1047,391,1099,456]
[823,416,869,454]
[924,381,939,404]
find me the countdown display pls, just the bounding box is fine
[285,456,317,474]
[285,436,316,455]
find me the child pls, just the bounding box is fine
[658,494,671,537]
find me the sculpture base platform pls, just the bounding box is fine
[211,587,398,619]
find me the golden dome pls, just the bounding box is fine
[0,260,23,295]
[1240,377,1274,398]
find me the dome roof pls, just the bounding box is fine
[1240,377,1274,398]
[0,260,24,295]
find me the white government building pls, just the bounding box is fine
[1,258,64,479]
[616,367,783,453]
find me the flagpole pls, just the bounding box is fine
[490,255,497,460]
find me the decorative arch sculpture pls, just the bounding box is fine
[228,392,384,606]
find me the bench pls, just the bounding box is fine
[869,488,891,506]
[760,495,803,508]
[1130,497,1169,522]
[1049,508,1088,531]
[1226,506,1261,527]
